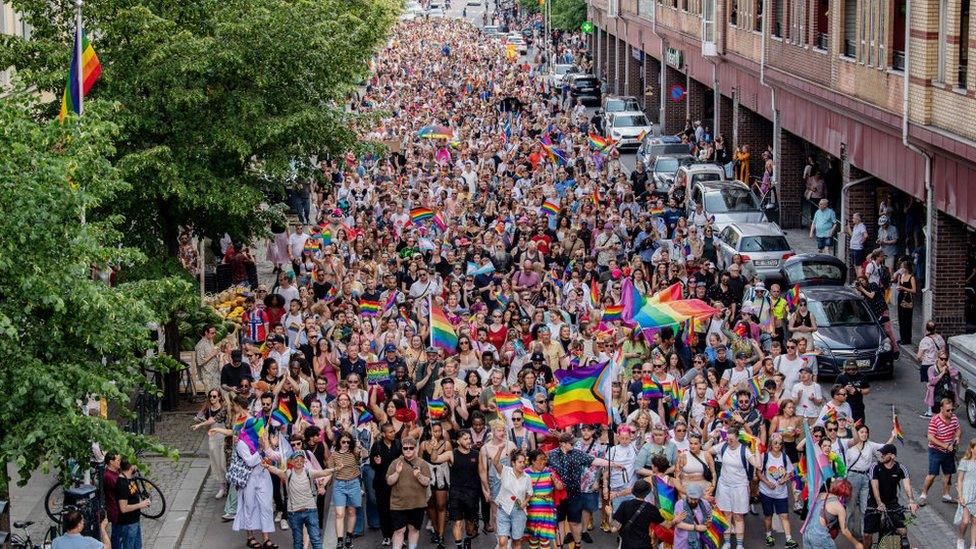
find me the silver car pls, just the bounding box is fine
[715,223,795,280]
[688,180,767,232]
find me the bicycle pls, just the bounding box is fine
[864,505,913,549]
[45,461,167,523]
[9,520,58,549]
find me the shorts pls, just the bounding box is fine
[391,507,426,531]
[557,495,584,523]
[863,506,906,534]
[579,492,600,513]
[816,236,835,250]
[759,493,788,516]
[448,491,481,522]
[496,506,527,539]
[716,482,750,515]
[332,478,362,508]
[928,448,957,476]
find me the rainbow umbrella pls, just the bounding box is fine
[417,125,453,139]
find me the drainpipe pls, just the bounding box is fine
[901,0,934,319]
[839,174,875,262]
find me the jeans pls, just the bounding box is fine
[847,470,871,536]
[363,464,380,529]
[114,522,142,549]
[287,508,322,549]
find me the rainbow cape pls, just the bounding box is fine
[520,405,550,435]
[654,475,677,520]
[799,421,836,533]
[552,361,614,428]
[60,29,103,124]
[430,303,458,354]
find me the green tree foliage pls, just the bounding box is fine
[0,90,175,489]
[0,0,398,257]
[550,0,587,31]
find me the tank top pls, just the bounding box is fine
[450,448,482,495]
[682,452,705,476]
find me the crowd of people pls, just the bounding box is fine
[60,11,973,549]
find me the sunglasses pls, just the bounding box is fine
[513,417,523,422]
[402,446,416,451]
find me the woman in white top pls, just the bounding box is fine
[491,447,533,549]
[709,423,762,549]
[843,424,896,538]
[676,433,717,499]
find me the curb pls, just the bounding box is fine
[147,434,212,549]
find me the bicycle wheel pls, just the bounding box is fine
[136,476,167,519]
[44,483,66,524]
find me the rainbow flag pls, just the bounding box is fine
[410,207,434,225]
[322,286,339,302]
[820,406,838,424]
[383,291,399,313]
[320,228,333,246]
[271,400,294,425]
[649,206,664,216]
[552,361,614,428]
[366,361,390,385]
[632,298,720,335]
[704,509,730,549]
[540,200,560,217]
[466,261,496,276]
[641,376,664,399]
[786,283,801,311]
[494,392,523,413]
[239,417,266,454]
[59,29,103,124]
[432,212,447,232]
[587,132,609,150]
[520,406,550,435]
[737,431,766,454]
[748,375,765,397]
[589,278,600,309]
[636,129,649,143]
[427,398,447,419]
[359,298,381,317]
[601,304,623,322]
[650,282,684,303]
[893,407,904,444]
[430,303,458,354]
[539,141,568,166]
[296,401,314,423]
[591,186,602,206]
[654,475,677,520]
[355,404,373,427]
[800,421,836,532]
[303,239,319,254]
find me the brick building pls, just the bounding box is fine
[588,0,976,336]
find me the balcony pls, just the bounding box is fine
[891,50,905,71]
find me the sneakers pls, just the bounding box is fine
[957,540,965,549]
[581,531,593,543]
[220,513,235,522]
[918,494,928,506]
[343,537,352,549]
[280,518,289,530]
[921,411,933,418]
[381,538,391,547]
[785,539,798,549]
[214,487,226,499]
[764,534,774,546]
[944,494,956,503]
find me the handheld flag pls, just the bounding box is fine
[427,398,447,420]
[520,406,550,435]
[893,405,904,444]
[430,302,458,354]
[654,475,677,520]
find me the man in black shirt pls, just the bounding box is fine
[369,423,403,545]
[709,345,734,378]
[707,273,736,315]
[611,479,671,549]
[835,359,870,423]
[865,444,918,548]
[629,162,649,201]
[338,345,367,381]
[431,431,482,549]
[115,460,151,548]
[220,350,253,398]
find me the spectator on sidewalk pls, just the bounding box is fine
[115,460,152,549]
[847,212,869,271]
[920,398,963,506]
[52,511,112,549]
[102,452,121,547]
[809,199,839,254]
[916,321,945,385]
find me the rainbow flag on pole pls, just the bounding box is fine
[520,406,550,435]
[430,301,458,354]
[786,283,801,311]
[893,406,904,444]
[296,401,314,423]
[588,278,600,308]
[654,475,677,520]
[271,400,294,425]
[704,508,730,549]
[552,361,614,428]
[427,398,447,420]
[601,304,623,322]
[641,377,664,399]
[359,298,381,317]
[494,392,523,413]
[59,29,102,123]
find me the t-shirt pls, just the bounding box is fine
[286,468,318,512]
[612,498,664,549]
[115,476,142,525]
[758,451,792,499]
[52,534,104,549]
[495,465,533,514]
[774,354,806,393]
[869,461,909,506]
[389,457,432,510]
[103,469,120,524]
[928,413,960,451]
[790,382,823,418]
[607,443,637,490]
[547,448,595,498]
[711,444,753,486]
[721,366,753,389]
[835,372,869,416]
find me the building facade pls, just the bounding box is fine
[588,0,976,335]
[1,1,32,88]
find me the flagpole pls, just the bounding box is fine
[75,0,84,118]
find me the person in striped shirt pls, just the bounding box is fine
[920,397,963,506]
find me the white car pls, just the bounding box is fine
[427,7,445,17]
[547,63,579,90]
[484,25,500,37]
[606,110,653,149]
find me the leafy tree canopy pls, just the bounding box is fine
[550,0,587,31]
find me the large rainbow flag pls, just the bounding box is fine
[552,361,613,428]
[799,421,836,533]
[60,29,102,123]
[430,302,458,354]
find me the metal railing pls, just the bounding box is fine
[892,50,905,71]
[843,39,856,58]
[817,33,829,50]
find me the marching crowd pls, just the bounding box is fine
[98,13,974,549]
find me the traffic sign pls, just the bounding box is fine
[669,84,685,102]
[581,21,594,33]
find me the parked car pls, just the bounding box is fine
[605,111,653,150]
[687,180,766,232]
[566,74,601,106]
[715,223,794,280]
[949,334,976,426]
[649,154,697,197]
[676,164,726,186]
[484,25,500,36]
[427,7,445,17]
[547,63,580,90]
[601,95,642,128]
[779,254,896,378]
[637,135,693,169]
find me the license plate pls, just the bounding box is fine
[857,359,871,369]
[754,259,777,267]
[579,87,592,91]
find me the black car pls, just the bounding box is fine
[780,254,896,378]
[566,74,601,106]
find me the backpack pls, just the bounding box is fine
[720,442,754,482]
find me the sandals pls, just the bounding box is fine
[246,539,261,549]
[262,542,278,549]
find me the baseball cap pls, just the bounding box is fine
[531,351,546,362]
[735,351,749,360]
[705,399,720,409]
[426,346,438,353]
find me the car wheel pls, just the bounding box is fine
[967,393,976,428]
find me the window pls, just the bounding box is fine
[960,0,971,87]
[730,0,738,26]
[891,0,906,70]
[609,0,619,18]
[815,0,829,49]
[772,0,785,37]
[755,0,764,32]
[703,0,716,42]
[843,0,857,57]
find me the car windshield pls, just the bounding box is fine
[691,172,722,184]
[703,188,760,213]
[614,115,648,127]
[782,261,845,285]
[739,235,790,253]
[655,158,680,174]
[808,299,875,327]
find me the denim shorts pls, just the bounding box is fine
[332,477,362,508]
[816,236,835,250]
[579,492,600,512]
[928,447,957,476]
[496,506,527,539]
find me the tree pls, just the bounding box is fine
[0,89,175,519]
[550,0,587,31]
